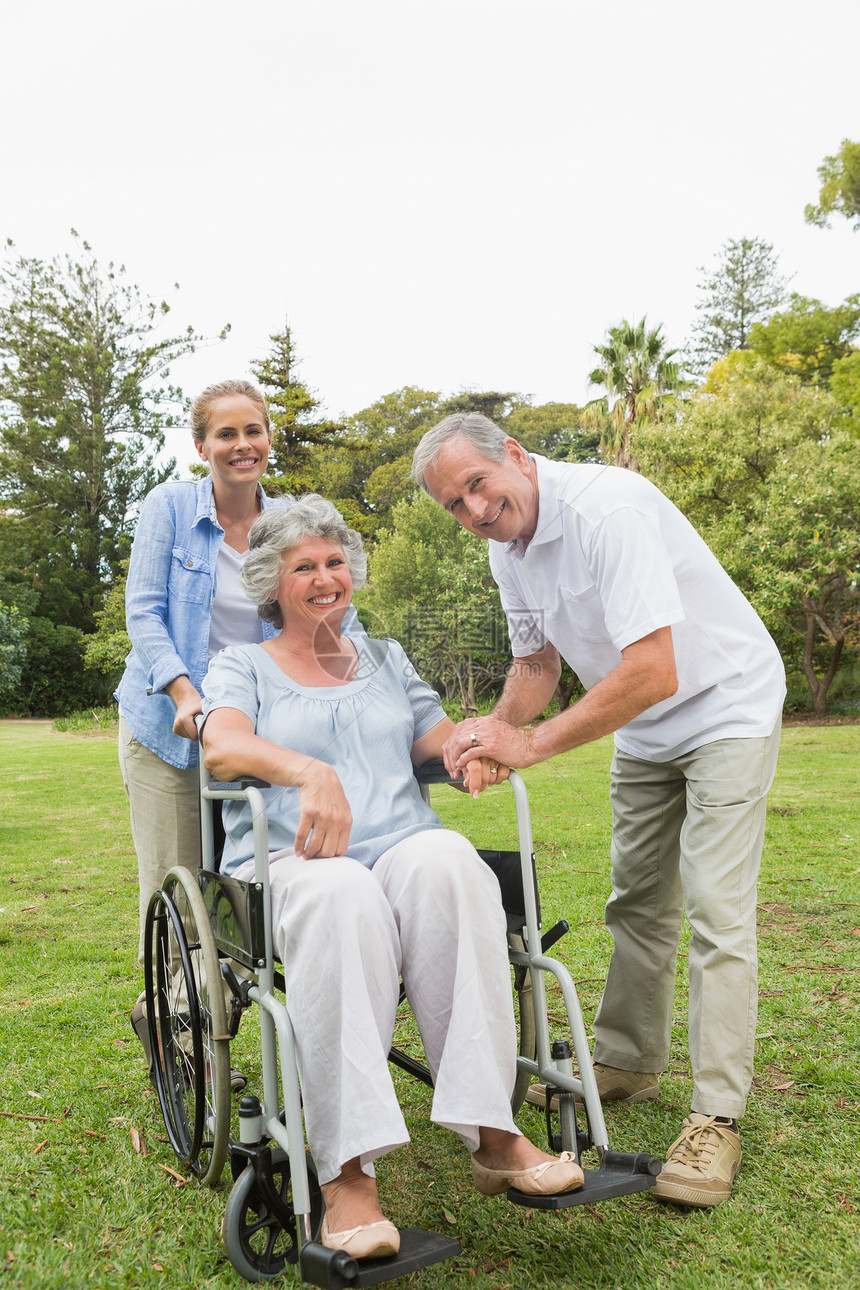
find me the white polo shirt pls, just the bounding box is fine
[489,457,785,761]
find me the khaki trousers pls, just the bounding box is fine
[593,723,781,1119]
[117,715,202,970]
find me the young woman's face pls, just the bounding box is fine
[196,394,271,489]
[276,537,353,632]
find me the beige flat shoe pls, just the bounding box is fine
[472,1150,584,1197]
[320,1216,400,1260]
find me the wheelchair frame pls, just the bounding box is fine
[144,759,660,1287]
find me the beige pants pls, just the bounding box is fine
[117,715,202,971]
[593,723,781,1120]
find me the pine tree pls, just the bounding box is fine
[250,323,344,493]
[0,233,212,629]
[687,237,787,377]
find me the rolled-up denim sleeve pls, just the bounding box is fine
[125,489,191,695]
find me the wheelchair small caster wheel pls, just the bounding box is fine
[222,1149,322,1282]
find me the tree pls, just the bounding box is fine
[805,138,860,231]
[748,293,860,384]
[638,356,831,529]
[503,402,588,457]
[583,318,686,469]
[308,387,444,537]
[0,234,212,630]
[636,360,856,713]
[359,492,507,714]
[83,561,131,692]
[730,437,860,716]
[436,390,521,423]
[687,237,787,375]
[250,323,346,493]
[11,616,107,716]
[830,351,860,437]
[0,601,27,704]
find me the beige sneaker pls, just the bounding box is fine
[653,1113,742,1207]
[525,1063,659,1109]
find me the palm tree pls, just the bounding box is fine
[583,318,687,469]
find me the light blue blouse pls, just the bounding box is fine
[202,637,446,873]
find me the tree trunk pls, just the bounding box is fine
[554,672,582,712]
[799,603,844,717]
[456,655,478,718]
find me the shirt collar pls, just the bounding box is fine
[500,454,563,561]
[190,475,268,529]
[191,474,216,528]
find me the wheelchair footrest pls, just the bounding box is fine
[300,1229,461,1288]
[506,1151,662,1210]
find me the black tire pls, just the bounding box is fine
[510,933,537,1113]
[222,1150,323,1282]
[143,867,230,1184]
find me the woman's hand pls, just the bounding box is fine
[462,756,510,798]
[167,676,204,741]
[293,760,353,859]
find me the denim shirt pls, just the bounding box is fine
[115,477,363,769]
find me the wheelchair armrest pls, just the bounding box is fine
[413,757,463,787]
[205,777,271,791]
[195,714,271,792]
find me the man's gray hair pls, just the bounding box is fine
[241,495,367,629]
[411,413,508,492]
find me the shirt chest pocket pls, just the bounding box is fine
[559,582,609,643]
[169,547,211,603]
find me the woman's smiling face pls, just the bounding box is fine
[196,394,271,489]
[275,537,353,632]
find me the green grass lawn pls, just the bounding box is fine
[1,721,857,1289]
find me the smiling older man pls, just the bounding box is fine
[412,412,785,1209]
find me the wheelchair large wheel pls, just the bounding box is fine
[143,866,230,1185]
[511,933,537,1113]
[222,1151,323,1282]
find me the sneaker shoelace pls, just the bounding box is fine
[667,1118,724,1173]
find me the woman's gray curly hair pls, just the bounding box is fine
[241,495,367,629]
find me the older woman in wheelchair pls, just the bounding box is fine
[200,495,584,1262]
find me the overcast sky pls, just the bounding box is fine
[3,0,858,474]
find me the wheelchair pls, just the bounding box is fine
[143,756,661,1286]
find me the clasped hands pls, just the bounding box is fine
[292,720,529,859]
[442,716,538,782]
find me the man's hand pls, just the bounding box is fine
[443,716,540,778]
[293,761,353,859]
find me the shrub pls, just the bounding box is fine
[5,617,107,716]
[0,602,28,702]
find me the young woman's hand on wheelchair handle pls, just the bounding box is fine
[167,676,204,741]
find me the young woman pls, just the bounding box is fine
[116,381,361,1076]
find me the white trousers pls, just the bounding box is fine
[234,829,520,1186]
[593,723,781,1119]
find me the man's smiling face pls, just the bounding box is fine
[423,436,539,545]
